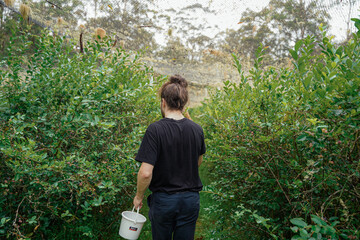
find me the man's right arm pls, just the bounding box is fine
[133,162,154,209]
[198,155,203,166]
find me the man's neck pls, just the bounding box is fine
[165,110,184,120]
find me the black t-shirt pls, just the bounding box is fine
[135,118,206,193]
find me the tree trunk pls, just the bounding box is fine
[94,0,97,19]
[346,0,354,40]
[0,2,4,28]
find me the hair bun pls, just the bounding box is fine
[170,75,188,88]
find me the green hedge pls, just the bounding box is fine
[195,21,360,239]
[0,26,162,239]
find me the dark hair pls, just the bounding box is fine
[160,75,188,111]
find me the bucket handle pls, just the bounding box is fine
[131,206,140,224]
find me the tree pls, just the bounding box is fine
[155,3,218,62]
[26,0,85,28]
[222,0,330,64]
[318,0,360,40]
[157,36,191,63]
[86,0,158,51]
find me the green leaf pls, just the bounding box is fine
[311,215,326,226]
[27,216,37,225]
[351,18,360,31]
[299,228,309,237]
[295,40,303,52]
[61,210,72,218]
[322,226,336,235]
[289,49,298,60]
[312,225,321,233]
[297,135,307,142]
[0,218,10,226]
[290,218,308,228]
[302,76,311,89]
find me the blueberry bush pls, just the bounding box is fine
[195,20,360,239]
[0,25,163,239]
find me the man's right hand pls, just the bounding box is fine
[133,195,143,209]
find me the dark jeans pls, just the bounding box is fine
[147,191,200,240]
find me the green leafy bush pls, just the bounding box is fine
[0,26,162,239]
[195,20,360,239]
[290,215,342,240]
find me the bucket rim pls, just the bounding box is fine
[121,211,147,223]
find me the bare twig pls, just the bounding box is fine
[301,174,332,195]
[349,130,360,158]
[260,155,292,206]
[137,25,163,30]
[320,190,342,218]
[201,190,231,199]
[12,197,27,238]
[79,32,84,53]
[45,0,63,10]
[12,197,26,227]
[320,172,356,217]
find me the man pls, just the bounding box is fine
[133,75,205,240]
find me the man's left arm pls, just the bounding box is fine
[133,162,154,209]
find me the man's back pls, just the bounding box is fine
[133,75,206,240]
[136,118,205,193]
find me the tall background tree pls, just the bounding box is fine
[85,0,158,52]
[221,0,330,64]
[154,3,219,63]
[319,0,360,40]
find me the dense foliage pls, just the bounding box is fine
[0,25,163,239]
[1,10,360,240]
[195,20,360,239]
[0,11,43,58]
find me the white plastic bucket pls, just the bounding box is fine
[119,207,147,240]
